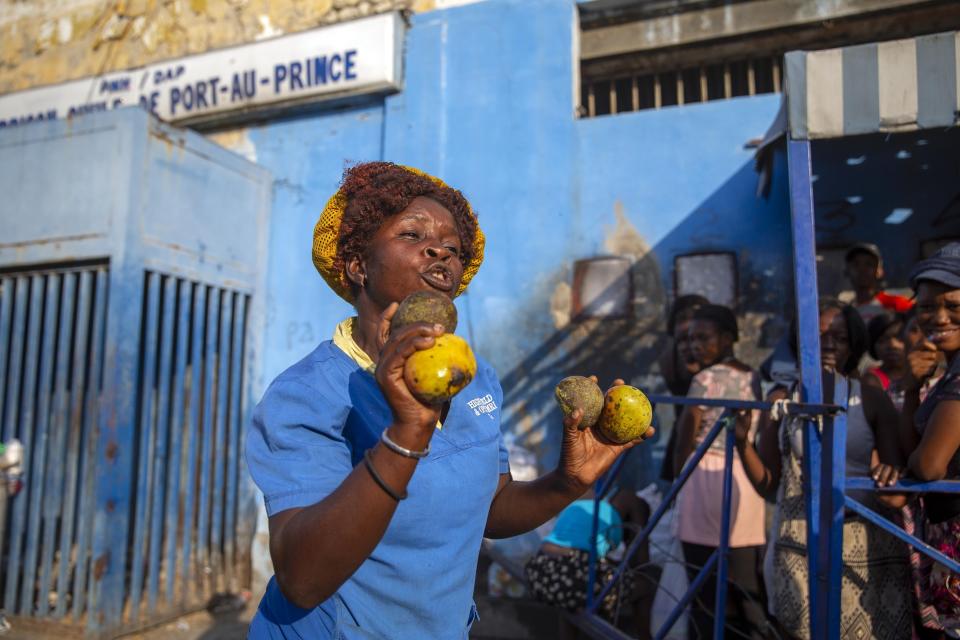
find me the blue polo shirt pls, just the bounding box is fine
[245,340,510,639]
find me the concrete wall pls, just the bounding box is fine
[206,0,791,485]
[0,0,485,94]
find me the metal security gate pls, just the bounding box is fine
[124,273,250,622]
[0,108,271,636]
[1,265,108,621]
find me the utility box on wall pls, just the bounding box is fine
[0,108,271,635]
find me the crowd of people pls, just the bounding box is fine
[528,241,960,640]
[663,241,960,639]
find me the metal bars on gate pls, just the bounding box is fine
[124,271,249,626]
[0,265,108,621]
[577,395,840,639]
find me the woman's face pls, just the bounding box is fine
[903,316,925,350]
[351,196,464,309]
[674,320,696,366]
[875,321,905,370]
[819,307,850,373]
[689,319,729,368]
[915,281,960,355]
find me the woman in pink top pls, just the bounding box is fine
[673,304,768,640]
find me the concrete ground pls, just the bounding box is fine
[124,607,253,640]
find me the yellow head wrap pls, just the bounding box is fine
[312,164,485,304]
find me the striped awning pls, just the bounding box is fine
[785,31,960,140]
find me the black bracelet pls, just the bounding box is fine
[363,449,407,501]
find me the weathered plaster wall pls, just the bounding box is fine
[0,0,463,94]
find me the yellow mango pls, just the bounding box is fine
[404,334,477,405]
[597,385,652,444]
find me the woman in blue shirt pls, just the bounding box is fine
[245,162,654,639]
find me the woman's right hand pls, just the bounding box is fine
[374,303,444,437]
[904,339,940,392]
[733,409,754,444]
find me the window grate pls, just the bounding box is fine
[580,55,783,118]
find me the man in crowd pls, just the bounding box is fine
[845,242,913,323]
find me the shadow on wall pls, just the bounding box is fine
[498,158,792,487]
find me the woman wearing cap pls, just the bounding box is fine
[244,162,653,639]
[894,243,960,636]
[734,299,910,640]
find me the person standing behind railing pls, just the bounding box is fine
[658,294,709,482]
[863,312,909,410]
[734,299,910,640]
[894,243,960,637]
[673,304,768,640]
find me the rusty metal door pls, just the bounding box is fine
[0,108,271,636]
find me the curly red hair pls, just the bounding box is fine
[334,162,479,295]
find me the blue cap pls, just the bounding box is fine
[909,242,960,290]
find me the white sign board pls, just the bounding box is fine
[0,12,403,128]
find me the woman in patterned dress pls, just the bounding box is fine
[734,299,911,639]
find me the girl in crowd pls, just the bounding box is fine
[673,304,768,640]
[864,312,908,410]
[245,163,653,639]
[658,294,709,482]
[734,299,910,639]
[897,243,960,637]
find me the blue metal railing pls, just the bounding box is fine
[576,387,960,639]
[577,394,841,639]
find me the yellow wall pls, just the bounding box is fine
[0,0,443,94]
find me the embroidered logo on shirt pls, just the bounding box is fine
[467,393,498,417]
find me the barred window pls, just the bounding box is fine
[580,56,783,117]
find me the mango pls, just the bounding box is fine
[596,385,652,444]
[554,376,604,429]
[404,333,477,405]
[392,290,458,334]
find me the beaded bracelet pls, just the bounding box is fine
[363,450,407,501]
[380,428,431,459]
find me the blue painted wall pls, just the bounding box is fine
[241,0,792,485]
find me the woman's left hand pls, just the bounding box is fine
[557,377,655,491]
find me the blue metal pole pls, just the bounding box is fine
[591,410,730,609]
[845,478,960,493]
[586,451,630,611]
[844,497,960,574]
[586,490,603,613]
[787,137,828,640]
[713,417,736,639]
[822,376,848,636]
[654,551,720,640]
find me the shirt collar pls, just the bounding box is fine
[332,317,376,374]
